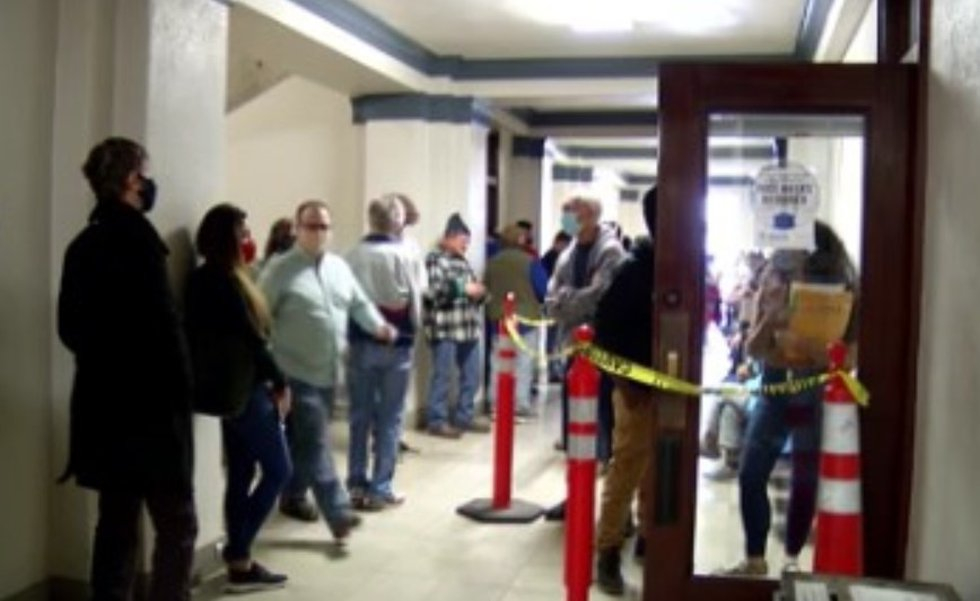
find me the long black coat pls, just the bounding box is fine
[57,200,194,493]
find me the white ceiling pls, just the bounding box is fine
[346,0,809,58]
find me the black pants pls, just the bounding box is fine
[91,488,198,601]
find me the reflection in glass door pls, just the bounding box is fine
[693,115,864,579]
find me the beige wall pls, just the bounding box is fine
[226,76,364,257]
[908,0,980,598]
[0,0,57,595]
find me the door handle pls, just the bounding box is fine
[666,350,680,378]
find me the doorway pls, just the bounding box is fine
[644,64,920,601]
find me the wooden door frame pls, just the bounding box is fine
[645,63,921,601]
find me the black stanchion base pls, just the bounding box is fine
[456,498,545,524]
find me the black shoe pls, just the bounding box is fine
[327,511,363,541]
[279,498,319,522]
[544,500,566,522]
[634,536,646,560]
[596,549,625,596]
[225,562,287,593]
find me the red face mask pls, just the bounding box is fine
[240,236,257,264]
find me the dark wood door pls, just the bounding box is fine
[644,64,920,601]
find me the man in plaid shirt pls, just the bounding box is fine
[423,213,490,438]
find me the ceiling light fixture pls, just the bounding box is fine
[512,0,741,35]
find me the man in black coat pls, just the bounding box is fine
[58,138,198,600]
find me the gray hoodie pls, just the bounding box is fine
[545,224,626,344]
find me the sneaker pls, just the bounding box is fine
[703,463,738,481]
[595,549,625,596]
[351,495,386,512]
[782,557,801,573]
[716,557,768,577]
[327,511,363,541]
[376,492,406,507]
[279,498,319,522]
[225,562,287,593]
[515,407,539,419]
[427,424,462,439]
[461,417,492,433]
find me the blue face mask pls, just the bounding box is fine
[139,176,157,213]
[560,212,580,237]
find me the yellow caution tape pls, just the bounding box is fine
[502,318,577,362]
[513,314,555,327]
[502,317,870,407]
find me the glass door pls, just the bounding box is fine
[645,64,920,601]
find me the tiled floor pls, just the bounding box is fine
[195,341,814,598]
[194,386,645,600]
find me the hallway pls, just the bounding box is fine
[194,387,644,600]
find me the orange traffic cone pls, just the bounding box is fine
[813,342,864,575]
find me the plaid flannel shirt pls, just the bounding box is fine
[423,249,483,342]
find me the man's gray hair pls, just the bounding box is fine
[368,195,406,235]
[572,195,603,218]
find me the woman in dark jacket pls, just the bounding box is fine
[58,138,197,601]
[185,204,292,592]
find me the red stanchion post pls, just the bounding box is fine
[492,293,517,509]
[813,341,864,575]
[564,325,599,601]
[456,292,544,524]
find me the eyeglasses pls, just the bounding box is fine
[300,222,331,232]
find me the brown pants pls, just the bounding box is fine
[596,383,654,552]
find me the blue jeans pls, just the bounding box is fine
[346,341,412,498]
[426,339,481,429]
[738,366,823,557]
[222,386,291,562]
[282,378,349,525]
[489,324,538,414]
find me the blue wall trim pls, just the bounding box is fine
[561,144,774,161]
[512,136,547,158]
[795,0,836,60]
[624,174,755,187]
[552,165,594,183]
[519,110,659,128]
[290,0,437,73]
[285,1,806,80]
[352,94,492,125]
[620,189,641,202]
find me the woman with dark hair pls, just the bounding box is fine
[725,220,859,576]
[185,204,292,592]
[261,217,295,267]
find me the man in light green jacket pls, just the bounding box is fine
[260,200,395,543]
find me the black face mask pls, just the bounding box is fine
[139,176,157,213]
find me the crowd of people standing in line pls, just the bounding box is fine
[57,136,858,599]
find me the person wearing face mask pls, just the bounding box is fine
[259,200,397,543]
[57,138,198,600]
[185,204,291,592]
[544,196,626,521]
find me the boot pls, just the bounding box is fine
[596,548,625,596]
